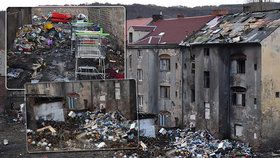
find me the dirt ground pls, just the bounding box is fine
[0,115,138,158]
[0,114,279,158]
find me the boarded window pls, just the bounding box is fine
[129,32,133,43]
[204,71,210,88]
[160,59,170,71]
[115,82,121,99]
[160,86,170,99]
[137,69,143,81]
[234,124,243,137]
[204,102,210,119]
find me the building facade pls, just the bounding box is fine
[126,15,214,128]
[182,10,280,150]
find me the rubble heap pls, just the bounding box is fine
[27,110,138,152]
[163,129,252,158]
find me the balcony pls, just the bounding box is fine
[230,73,247,90]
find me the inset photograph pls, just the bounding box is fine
[25,79,137,152]
[7,6,125,89]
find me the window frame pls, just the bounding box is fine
[159,58,170,71]
[204,71,210,88]
[160,86,170,99]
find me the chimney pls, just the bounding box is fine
[211,9,229,16]
[152,14,163,22]
[177,13,184,18]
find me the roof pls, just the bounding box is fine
[132,15,215,45]
[182,10,280,45]
[131,26,156,32]
[126,17,153,31]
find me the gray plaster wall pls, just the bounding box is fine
[183,44,262,144]
[260,26,280,151]
[127,47,182,127]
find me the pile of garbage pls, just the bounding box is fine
[157,128,253,158]
[27,110,138,151]
[13,22,71,53]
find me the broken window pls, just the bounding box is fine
[159,112,170,126]
[137,69,143,81]
[138,95,143,106]
[204,71,210,88]
[175,63,178,69]
[231,53,246,74]
[160,59,170,71]
[204,48,209,56]
[254,64,257,70]
[67,97,78,109]
[160,86,170,99]
[191,62,195,74]
[234,124,243,137]
[254,98,257,104]
[276,92,280,98]
[204,102,210,120]
[232,92,246,106]
[191,89,195,103]
[129,55,132,69]
[138,49,141,58]
[237,60,245,74]
[115,82,121,99]
[129,32,133,43]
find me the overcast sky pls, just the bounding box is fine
[1,0,280,10]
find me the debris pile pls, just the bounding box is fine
[7,20,73,88]
[13,23,70,53]
[27,110,138,151]
[162,129,252,158]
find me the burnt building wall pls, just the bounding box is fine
[7,7,32,50]
[25,79,137,120]
[183,44,262,148]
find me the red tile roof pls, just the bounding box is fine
[133,15,215,45]
[126,18,153,31]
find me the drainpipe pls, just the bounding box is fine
[227,45,231,139]
[91,81,93,110]
[181,46,185,128]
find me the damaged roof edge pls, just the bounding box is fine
[185,42,261,47]
[127,44,180,49]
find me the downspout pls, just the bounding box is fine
[181,46,185,128]
[91,81,93,110]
